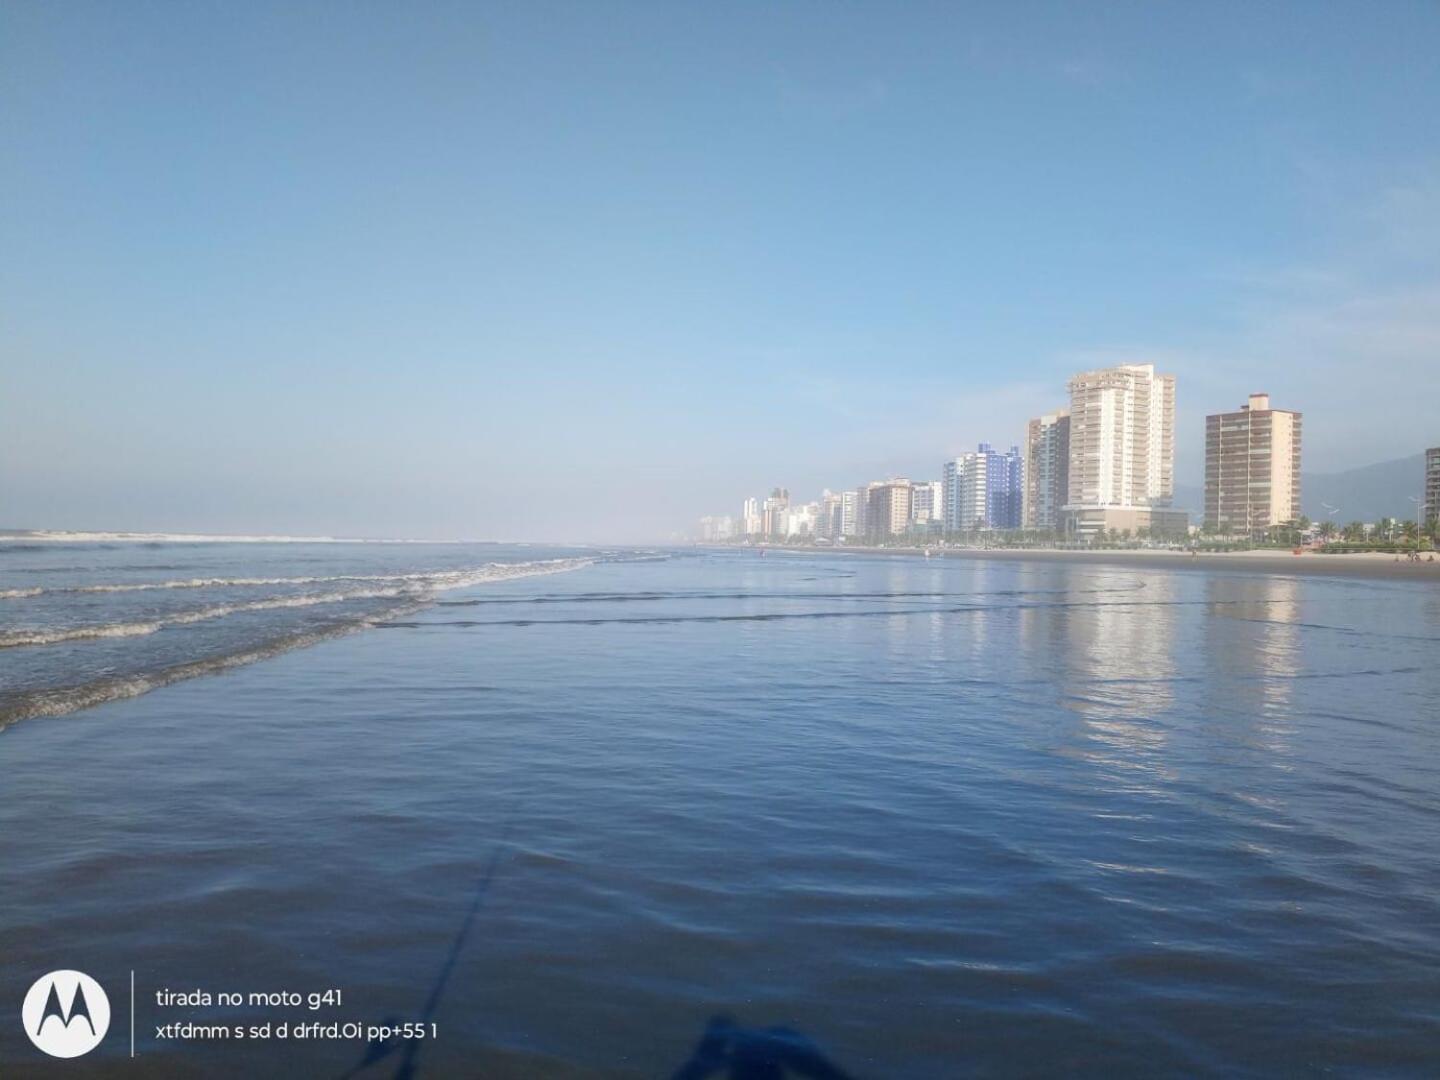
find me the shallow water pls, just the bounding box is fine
[2,545,1439,1076]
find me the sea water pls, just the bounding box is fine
[2,542,1438,1075]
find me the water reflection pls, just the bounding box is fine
[1200,575,1302,753]
[1055,573,1178,753]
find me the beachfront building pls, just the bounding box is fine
[864,480,913,541]
[1204,394,1303,534]
[698,515,735,542]
[910,480,944,526]
[943,444,1023,532]
[740,497,762,538]
[1062,362,1185,538]
[787,501,819,537]
[852,486,871,538]
[984,444,1024,529]
[1426,447,1440,526]
[1024,410,1070,532]
[840,490,860,538]
[943,453,987,532]
[816,490,844,540]
[762,488,790,539]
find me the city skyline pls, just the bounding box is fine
[711,359,1435,541]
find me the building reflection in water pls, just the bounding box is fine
[1198,573,1301,755]
[1020,569,1180,786]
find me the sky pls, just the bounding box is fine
[3,2,1439,542]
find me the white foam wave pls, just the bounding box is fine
[0,557,593,648]
[0,530,470,544]
[0,587,417,649]
[0,558,596,728]
[0,600,428,731]
[1,558,595,599]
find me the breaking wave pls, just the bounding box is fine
[0,559,592,599]
[0,600,427,730]
[0,557,595,729]
[0,587,419,648]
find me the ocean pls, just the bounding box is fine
[2,540,1438,1076]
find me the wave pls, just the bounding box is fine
[0,558,595,599]
[0,530,452,544]
[0,559,594,649]
[0,558,595,728]
[0,588,416,648]
[0,601,427,731]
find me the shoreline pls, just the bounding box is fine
[709,544,1440,583]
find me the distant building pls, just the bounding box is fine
[864,479,913,541]
[1063,362,1183,538]
[852,486,871,538]
[741,497,762,538]
[983,444,1024,529]
[817,490,844,539]
[1204,394,1302,533]
[840,490,860,537]
[762,488,790,539]
[1426,447,1440,525]
[943,444,1023,531]
[1024,411,1070,532]
[910,480,944,525]
[943,453,988,532]
[786,501,818,537]
[698,515,734,542]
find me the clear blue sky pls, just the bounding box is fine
[4,2,1438,540]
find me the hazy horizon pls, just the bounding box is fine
[5,3,1439,542]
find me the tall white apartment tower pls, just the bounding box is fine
[943,453,989,531]
[1066,363,1175,508]
[1063,363,1184,537]
[840,490,860,537]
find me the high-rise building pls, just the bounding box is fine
[942,445,1023,531]
[910,480,944,526]
[817,490,844,539]
[741,497,762,538]
[1425,446,1440,525]
[1024,411,1070,531]
[697,515,735,542]
[762,488,790,539]
[864,480,913,541]
[840,490,860,538]
[787,501,819,537]
[1204,394,1303,533]
[852,487,870,538]
[943,452,988,532]
[1063,362,1184,537]
[1067,363,1175,508]
[983,444,1024,529]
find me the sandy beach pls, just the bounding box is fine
[745,544,1440,582]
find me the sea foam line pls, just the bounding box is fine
[0,600,427,731]
[0,559,593,599]
[0,588,417,648]
[0,559,594,649]
[0,558,595,729]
